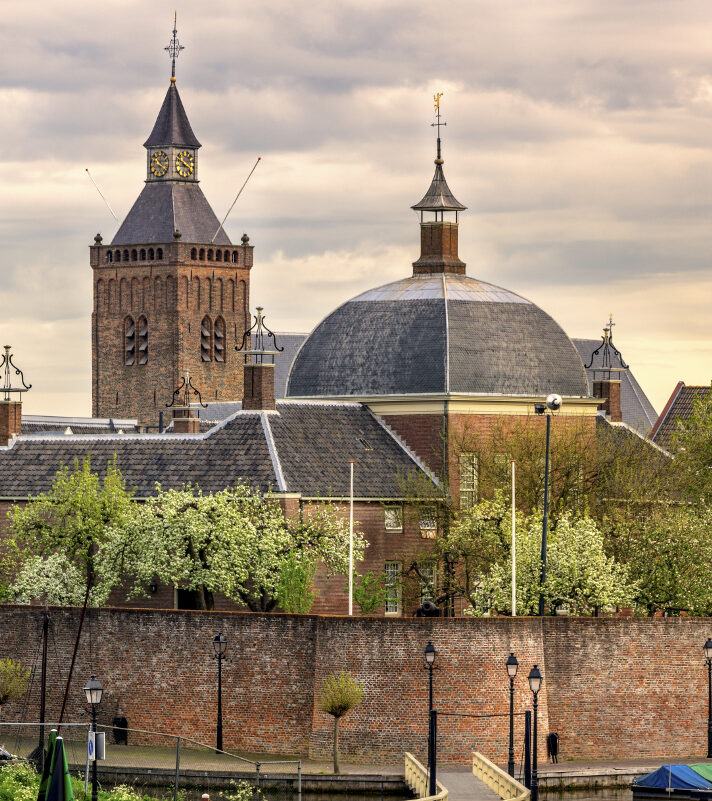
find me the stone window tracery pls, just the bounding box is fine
[124,316,136,365]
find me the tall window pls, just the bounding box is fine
[419,507,437,538]
[384,506,403,532]
[137,316,148,364]
[384,562,402,616]
[419,563,437,604]
[459,452,478,509]
[124,317,135,365]
[201,316,212,361]
[214,317,225,362]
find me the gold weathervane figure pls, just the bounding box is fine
[433,92,443,111]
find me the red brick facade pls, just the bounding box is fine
[90,241,251,428]
[1,607,710,765]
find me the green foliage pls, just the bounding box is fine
[671,384,712,503]
[9,456,134,606]
[349,571,386,615]
[223,779,262,801]
[466,510,636,616]
[319,670,364,719]
[276,551,317,613]
[114,484,366,612]
[0,659,29,712]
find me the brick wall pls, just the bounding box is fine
[1,608,710,766]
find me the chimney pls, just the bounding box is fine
[167,372,205,434]
[585,316,627,424]
[0,345,30,445]
[237,306,282,411]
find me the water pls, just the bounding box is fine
[547,789,633,801]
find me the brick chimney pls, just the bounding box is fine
[237,306,281,411]
[0,346,30,445]
[167,372,204,434]
[593,379,622,423]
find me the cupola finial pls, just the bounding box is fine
[165,11,185,82]
[431,92,446,163]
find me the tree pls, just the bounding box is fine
[112,484,367,611]
[670,384,712,503]
[318,670,364,774]
[9,456,134,606]
[351,571,387,615]
[0,658,29,720]
[276,551,318,613]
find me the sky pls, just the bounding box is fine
[2,0,712,416]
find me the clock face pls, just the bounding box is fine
[175,150,195,178]
[150,150,169,177]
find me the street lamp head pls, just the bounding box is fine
[704,638,712,661]
[528,664,543,694]
[83,675,104,706]
[506,652,519,678]
[213,632,227,657]
[546,394,562,412]
[534,403,546,415]
[424,641,436,666]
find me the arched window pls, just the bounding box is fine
[231,251,238,263]
[106,251,113,263]
[207,249,214,261]
[140,249,146,261]
[108,278,116,309]
[131,277,140,310]
[120,277,129,310]
[166,275,174,307]
[192,276,201,311]
[131,249,138,261]
[148,248,155,261]
[201,316,212,361]
[215,249,222,262]
[227,279,235,312]
[124,316,136,365]
[191,247,197,260]
[123,250,129,261]
[96,279,105,310]
[216,278,224,310]
[157,248,163,260]
[154,276,162,310]
[142,276,150,310]
[199,248,205,260]
[137,316,148,365]
[224,250,230,262]
[214,316,225,362]
[180,275,189,309]
[204,277,212,310]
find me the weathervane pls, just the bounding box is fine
[0,345,31,403]
[165,11,185,80]
[166,371,207,409]
[585,314,629,374]
[237,307,284,365]
[431,92,446,161]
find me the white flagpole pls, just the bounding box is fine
[511,460,516,617]
[349,461,354,616]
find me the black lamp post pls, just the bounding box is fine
[528,665,543,801]
[424,641,436,773]
[705,638,712,758]
[213,632,227,753]
[506,652,519,777]
[83,675,104,801]
[535,395,561,616]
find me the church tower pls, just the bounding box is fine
[90,21,250,427]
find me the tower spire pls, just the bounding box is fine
[165,11,185,82]
[431,92,446,162]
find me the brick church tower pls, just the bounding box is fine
[90,38,250,427]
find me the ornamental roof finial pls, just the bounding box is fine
[165,11,185,82]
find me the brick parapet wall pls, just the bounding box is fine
[0,608,708,765]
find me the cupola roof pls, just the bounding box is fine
[411,161,466,212]
[144,83,201,149]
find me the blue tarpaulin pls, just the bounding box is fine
[635,766,712,791]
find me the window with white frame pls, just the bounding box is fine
[459,452,478,509]
[384,561,402,615]
[419,562,437,604]
[419,507,437,538]
[384,506,403,532]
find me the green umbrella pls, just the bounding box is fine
[45,736,74,801]
[37,729,57,801]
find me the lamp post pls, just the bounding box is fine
[705,638,712,758]
[424,641,436,774]
[528,665,543,801]
[535,395,561,616]
[213,633,227,753]
[83,675,104,801]
[506,652,519,777]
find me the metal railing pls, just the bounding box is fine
[472,751,530,801]
[0,722,302,801]
[404,752,448,801]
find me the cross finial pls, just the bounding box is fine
[431,92,446,161]
[165,11,185,81]
[604,313,614,343]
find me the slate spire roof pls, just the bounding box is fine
[412,160,467,212]
[144,82,201,149]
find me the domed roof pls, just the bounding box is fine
[285,273,589,399]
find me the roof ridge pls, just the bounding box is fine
[260,412,287,491]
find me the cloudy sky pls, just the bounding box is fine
[2,0,712,416]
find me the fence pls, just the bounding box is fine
[404,752,447,801]
[0,722,302,801]
[471,751,529,801]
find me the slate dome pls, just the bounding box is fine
[285,273,589,399]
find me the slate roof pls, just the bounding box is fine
[412,161,466,212]
[144,83,201,148]
[21,415,141,437]
[287,274,589,399]
[650,383,711,451]
[274,334,308,398]
[0,402,431,499]
[573,338,658,436]
[111,182,230,246]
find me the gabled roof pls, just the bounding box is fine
[0,402,432,499]
[144,83,201,149]
[650,383,711,451]
[573,339,658,436]
[412,161,466,212]
[111,182,230,245]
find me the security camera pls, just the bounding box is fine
[546,393,562,412]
